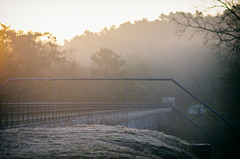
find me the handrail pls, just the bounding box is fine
[0,78,172,89]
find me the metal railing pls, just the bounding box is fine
[0,102,169,128]
[1,78,239,130]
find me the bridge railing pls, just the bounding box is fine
[0,78,238,130]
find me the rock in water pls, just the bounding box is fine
[0,125,199,158]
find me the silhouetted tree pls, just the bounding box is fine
[171,1,239,64]
[0,23,67,83]
[90,47,125,77]
[171,0,240,118]
[170,1,240,157]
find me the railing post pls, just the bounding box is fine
[125,80,129,127]
[53,80,56,128]
[22,107,24,123]
[6,109,8,125]
[126,80,128,106]
[0,105,1,126]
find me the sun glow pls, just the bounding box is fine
[0,0,223,44]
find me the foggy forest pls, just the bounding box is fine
[0,0,240,159]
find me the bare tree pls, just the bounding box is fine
[170,3,240,157]
[171,0,240,65]
[170,0,240,142]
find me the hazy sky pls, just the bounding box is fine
[0,0,217,44]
